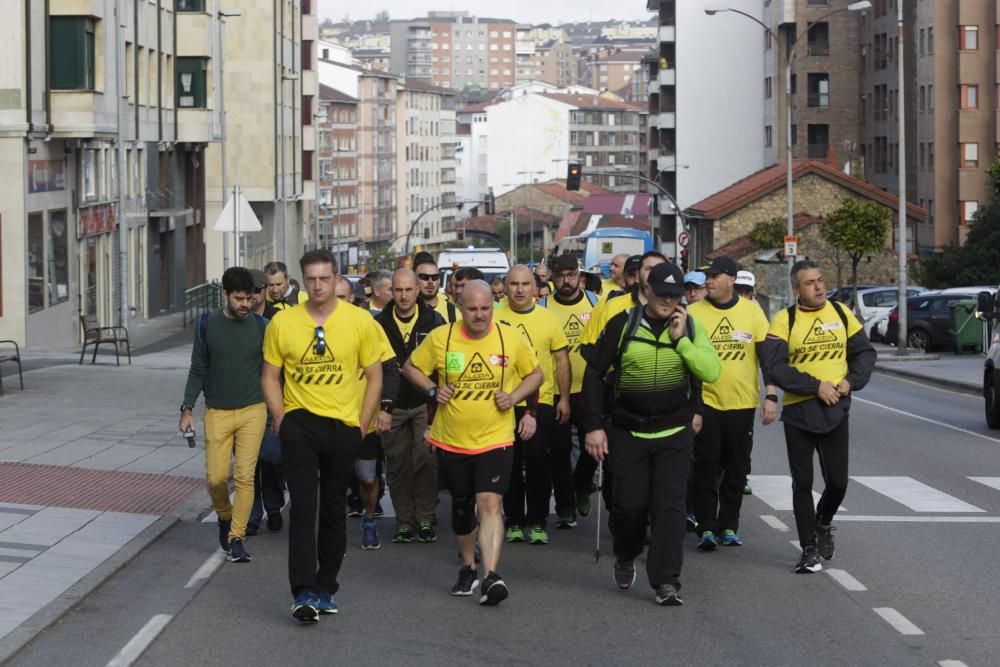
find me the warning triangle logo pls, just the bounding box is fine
[457,352,496,383]
[564,314,585,336]
[802,317,839,344]
[710,317,736,343]
[300,341,335,365]
[517,323,534,346]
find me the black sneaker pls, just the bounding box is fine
[451,565,479,596]
[655,583,683,606]
[245,523,259,537]
[613,559,636,590]
[217,519,231,552]
[291,592,320,623]
[480,571,509,606]
[555,514,577,529]
[816,523,836,560]
[795,545,823,573]
[347,496,363,518]
[417,521,437,543]
[267,513,283,532]
[227,538,251,563]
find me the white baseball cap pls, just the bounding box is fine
[735,270,756,288]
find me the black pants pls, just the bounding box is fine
[784,418,849,547]
[611,426,692,590]
[280,410,361,597]
[550,394,583,517]
[250,427,285,527]
[504,404,554,527]
[693,407,755,535]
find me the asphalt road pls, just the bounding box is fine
[9,373,998,667]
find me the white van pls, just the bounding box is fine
[437,248,510,285]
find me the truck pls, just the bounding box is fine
[437,247,511,286]
[553,227,653,276]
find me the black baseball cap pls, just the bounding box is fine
[624,255,642,273]
[250,269,267,290]
[551,255,579,272]
[704,256,739,277]
[647,262,686,298]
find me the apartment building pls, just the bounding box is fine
[390,12,519,91]
[0,1,222,347]
[531,41,577,89]
[202,0,317,277]
[316,85,360,270]
[581,48,650,94]
[395,79,458,249]
[859,0,995,250]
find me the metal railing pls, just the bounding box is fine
[184,281,224,327]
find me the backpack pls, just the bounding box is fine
[786,300,850,336]
[446,301,458,323]
[198,311,268,365]
[539,290,598,309]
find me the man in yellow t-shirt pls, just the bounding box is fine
[403,280,542,606]
[601,252,630,297]
[262,250,384,623]
[541,254,601,524]
[763,260,876,575]
[687,256,778,550]
[496,265,570,544]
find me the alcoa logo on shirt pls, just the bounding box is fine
[489,354,509,367]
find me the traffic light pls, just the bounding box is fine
[484,191,496,215]
[680,249,689,272]
[457,227,465,241]
[566,163,582,191]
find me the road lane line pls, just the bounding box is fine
[835,515,1000,523]
[184,550,226,589]
[873,607,924,636]
[854,396,1000,444]
[748,475,844,511]
[938,660,969,667]
[850,476,984,513]
[825,568,867,592]
[760,514,789,532]
[106,614,174,667]
[969,476,1000,492]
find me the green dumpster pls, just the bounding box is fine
[950,299,982,354]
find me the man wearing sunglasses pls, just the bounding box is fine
[403,280,543,607]
[262,250,385,623]
[413,251,459,323]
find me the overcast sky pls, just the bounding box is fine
[318,0,652,26]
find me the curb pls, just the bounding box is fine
[874,363,980,396]
[0,490,209,664]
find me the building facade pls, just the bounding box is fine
[316,85,360,271]
[0,0,221,347]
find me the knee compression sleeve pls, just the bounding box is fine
[451,495,477,535]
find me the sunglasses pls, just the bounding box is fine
[314,326,326,356]
[417,272,441,282]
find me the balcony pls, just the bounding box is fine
[656,112,675,129]
[657,154,679,172]
[303,125,315,152]
[658,69,676,87]
[302,14,317,41]
[658,25,675,43]
[176,11,212,57]
[49,91,105,136]
[302,69,318,96]
[177,108,214,143]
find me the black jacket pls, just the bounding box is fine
[375,300,446,409]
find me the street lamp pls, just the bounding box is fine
[706,1,872,305]
[218,9,241,268]
[517,170,545,264]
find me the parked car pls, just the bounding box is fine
[978,290,1000,428]
[853,286,926,341]
[884,291,982,351]
[826,285,881,308]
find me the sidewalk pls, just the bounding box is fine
[0,318,206,660]
[872,343,981,393]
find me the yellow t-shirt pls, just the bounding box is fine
[767,301,863,405]
[495,304,568,406]
[263,302,383,426]
[355,327,397,434]
[269,290,309,311]
[428,297,461,323]
[582,291,639,345]
[601,277,619,298]
[688,297,770,410]
[541,292,598,394]
[409,322,539,453]
[393,309,417,346]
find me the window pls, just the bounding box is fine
[919,28,925,55]
[49,17,96,90]
[764,125,773,147]
[919,142,925,169]
[176,0,204,10]
[81,149,97,202]
[27,213,44,312]
[764,76,772,99]
[807,22,829,56]
[791,124,797,145]
[919,85,925,111]
[960,84,978,110]
[959,26,978,50]
[807,73,829,108]
[960,142,978,167]
[928,142,934,169]
[928,27,934,53]
[176,57,207,108]
[807,124,829,159]
[961,200,978,225]
[48,210,69,305]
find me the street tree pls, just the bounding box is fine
[748,218,785,251]
[374,9,390,22]
[820,198,891,308]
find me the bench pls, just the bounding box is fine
[79,316,131,366]
[0,340,23,396]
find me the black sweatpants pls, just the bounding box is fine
[693,407,755,535]
[504,404,554,527]
[611,426,692,590]
[250,426,285,527]
[550,393,584,517]
[280,410,361,597]
[784,418,849,547]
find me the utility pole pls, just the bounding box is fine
[218,9,240,268]
[895,0,909,355]
[114,0,129,328]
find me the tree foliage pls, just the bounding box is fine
[820,198,891,305]
[374,9,390,22]
[748,218,786,251]
[916,158,1000,288]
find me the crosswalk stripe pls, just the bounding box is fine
[851,476,984,513]
[748,475,844,512]
[969,477,1000,493]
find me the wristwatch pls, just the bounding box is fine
[180,403,194,413]
[380,399,395,414]
[427,387,438,401]
[765,394,779,403]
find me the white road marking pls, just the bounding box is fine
[106,614,174,666]
[854,396,1000,444]
[748,475,842,511]
[938,660,969,667]
[825,568,867,592]
[969,476,1000,492]
[850,476,983,513]
[184,550,226,589]
[836,515,1000,523]
[759,514,789,532]
[789,539,801,551]
[873,607,924,636]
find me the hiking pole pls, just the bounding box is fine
[594,464,603,563]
